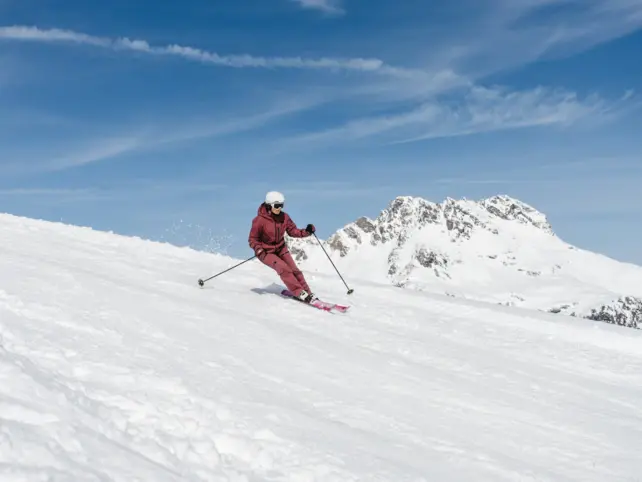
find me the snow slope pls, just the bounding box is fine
[288,195,642,328]
[1,212,642,481]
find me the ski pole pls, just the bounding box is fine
[313,233,354,294]
[198,255,256,287]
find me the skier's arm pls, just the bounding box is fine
[285,216,315,238]
[248,217,265,255]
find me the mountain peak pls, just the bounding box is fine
[479,195,553,234]
[345,194,554,244]
[288,194,554,263]
[285,193,642,331]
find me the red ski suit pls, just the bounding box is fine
[248,203,312,296]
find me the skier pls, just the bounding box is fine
[249,191,317,303]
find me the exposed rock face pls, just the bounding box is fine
[288,194,552,274]
[320,194,552,255]
[480,195,553,234]
[549,297,642,330]
[286,194,642,331]
[582,297,641,329]
[286,241,310,262]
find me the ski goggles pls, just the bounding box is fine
[271,203,284,209]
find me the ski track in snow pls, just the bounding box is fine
[1,214,642,481]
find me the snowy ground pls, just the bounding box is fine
[1,213,642,481]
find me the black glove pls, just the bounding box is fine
[305,224,315,233]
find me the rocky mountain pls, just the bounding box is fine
[286,195,642,330]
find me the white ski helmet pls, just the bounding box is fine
[265,191,285,205]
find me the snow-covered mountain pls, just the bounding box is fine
[287,195,642,329]
[2,212,642,480]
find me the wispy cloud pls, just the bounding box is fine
[0,186,115,204]
[395,86,636,144]
[0,136,143,176]
[2,1,641,163]
[45,136,143,171]
[0,91,324,174]
[0,25,407,75]
[290,0,344,15]
[281,84,636,147]
[0,179,228,200]
[156,94,328,146]
[530,0,642,55]
[453,0,642,77]
[0,187,99,196]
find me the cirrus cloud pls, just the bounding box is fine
[290,0,345,16]
[0,25,406,75]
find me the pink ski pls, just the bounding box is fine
[281,290,350,313]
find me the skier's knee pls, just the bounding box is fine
[274,264,292,276]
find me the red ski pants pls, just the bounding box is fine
[260,250,311,296]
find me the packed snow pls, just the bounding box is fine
[1,212,642,481]
[289,195,642,326]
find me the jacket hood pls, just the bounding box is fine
[257,203,284,220]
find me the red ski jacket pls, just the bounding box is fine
[248,203,311,255]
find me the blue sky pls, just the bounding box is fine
[1,0,642,265]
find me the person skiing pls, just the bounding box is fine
[249,191,317,303]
